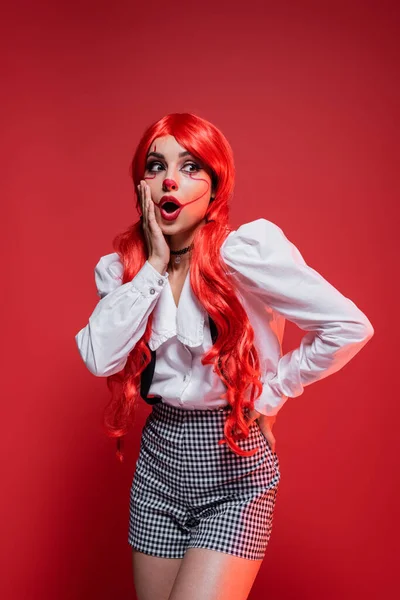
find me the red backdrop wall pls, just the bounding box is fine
[1,1,397,598]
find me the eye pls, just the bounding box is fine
[146,161,164,172]
[182,161,201,173]
[145,160,202,173]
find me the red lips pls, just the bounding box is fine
[159,195,182,208]
[158,195,183,221]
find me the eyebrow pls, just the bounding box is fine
[146,151,194,160]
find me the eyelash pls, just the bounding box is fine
[146,160,201,173]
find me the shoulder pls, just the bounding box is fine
[95,252,123,276]
[221,218,289,258]
[94,252,123,298]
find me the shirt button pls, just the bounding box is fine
[158,279,164,286]
[183,375,187,381]
[150,288,155,294]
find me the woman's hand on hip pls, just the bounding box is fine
[247,409,277,453]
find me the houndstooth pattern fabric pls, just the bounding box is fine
[128,402,281,561]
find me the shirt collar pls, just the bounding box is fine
[149,268,206,350]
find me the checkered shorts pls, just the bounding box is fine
[128,402,281,561]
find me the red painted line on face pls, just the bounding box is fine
[182,174,210,207]
[143,149,211,211]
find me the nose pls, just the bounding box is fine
[162,178,178,192]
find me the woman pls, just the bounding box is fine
[75,113,374,600]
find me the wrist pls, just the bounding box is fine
[148,257,168,275]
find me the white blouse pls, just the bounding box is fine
[75,218,374,416]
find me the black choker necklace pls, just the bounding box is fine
[170,243,194,264]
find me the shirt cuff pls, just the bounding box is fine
[131,260,169,298]
[253,376,289,416]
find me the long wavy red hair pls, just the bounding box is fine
[103,112,263,461]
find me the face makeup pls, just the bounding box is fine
[143,138,213,224]
[158,183,210,222]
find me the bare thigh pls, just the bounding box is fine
[132,550,183,600]
[168,548,264,600]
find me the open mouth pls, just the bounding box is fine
[161,201,180,213]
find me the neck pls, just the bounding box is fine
[168,256,190,274]
[166,219,205,273]
[166,230,194,252]
[166,217,208,250]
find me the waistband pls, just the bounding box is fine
[151,400,232,418]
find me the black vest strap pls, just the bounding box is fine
[140,315,218,405]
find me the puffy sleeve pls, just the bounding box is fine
[75,253,169,377]
[220,218,374,415]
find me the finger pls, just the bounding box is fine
[147,191,154,226]
[264,431,276,452]
[143,184,149,227]
[256,417,276,446]
[143,186,148,234]
[138,184,142,221]
[246,409,261,426]
[138,182,144,219]
[145,183,151,227]
[258,414,277,432]
[261,427,276,453]
[142,182,148,228]
[147,186,156,227]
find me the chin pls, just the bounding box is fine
[158,219,181,228]
[158,215,186,227]
[157,214,205,233]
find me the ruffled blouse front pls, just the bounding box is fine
[75,218,374,415]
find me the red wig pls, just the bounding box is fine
[104,113,263,461]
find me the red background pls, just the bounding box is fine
[1,1,398,598]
